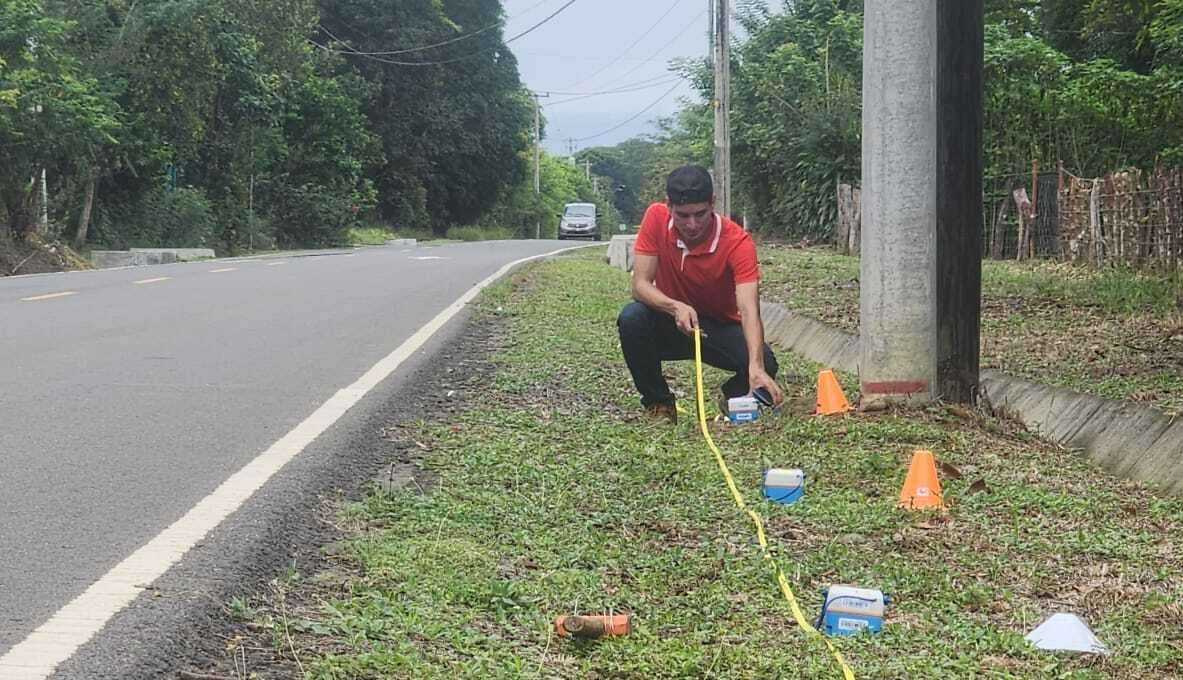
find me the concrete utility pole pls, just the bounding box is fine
[533,91,549,239]
[860,0,984,404]
[712,0,731,219]
[38,169,48,234]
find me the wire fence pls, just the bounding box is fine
[837,162,1183,272]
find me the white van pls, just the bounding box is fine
[558,202,599,241]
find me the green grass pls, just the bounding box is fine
[758,245,1183,415]
[349,224,443,245]
[235,251,1183,679]
[446,225,515,242]
[348,226,399,246]
[983,262,1181,317]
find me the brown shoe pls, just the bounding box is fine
[645,401,678,424]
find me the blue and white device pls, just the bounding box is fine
[727,396,760,423]
[818,586,888,637]
[762,468,805,504]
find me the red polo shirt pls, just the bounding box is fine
[633,202,759,323]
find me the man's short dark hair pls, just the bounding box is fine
[666,165,714,206]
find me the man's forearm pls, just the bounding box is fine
[740,312,766,371]
[633,278,680,317]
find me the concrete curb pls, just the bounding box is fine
[130,247,216,261]
[760,301,1183,495]
[91,248,215,268]
[607,235,636,272]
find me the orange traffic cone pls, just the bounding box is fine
[897,450,948,511]
[815,369,852,415]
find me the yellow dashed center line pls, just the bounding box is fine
[21,291,78,302]
[134,277,171,285]
[208,267,238,273]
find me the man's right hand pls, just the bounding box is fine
[673,302,700,336]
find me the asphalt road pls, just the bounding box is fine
[0,240,585,676]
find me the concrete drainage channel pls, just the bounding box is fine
[758,303,1183,496]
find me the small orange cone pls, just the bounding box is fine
[815,369,852,415]
[897,450,948,511]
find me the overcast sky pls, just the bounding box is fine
[502,0,710,154]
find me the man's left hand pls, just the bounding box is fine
[748,368,784,406]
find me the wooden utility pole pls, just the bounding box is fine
[712,0,731,219]
[707,0,714,66]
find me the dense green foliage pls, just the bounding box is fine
[576,103,713,226]
[585,0,1183,240]
[8,1,1180,248]
[0,0,543,250]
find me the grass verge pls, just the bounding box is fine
[348,226,399,246]
[445,225,515,242]
[759,245,1183,415]
[231,251,1183,679]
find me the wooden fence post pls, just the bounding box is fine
[1012,186,1031,261]
[850,185,861,256]
[989,197,1007,260]
[835,182,850,254]
[1089,180,1103,265]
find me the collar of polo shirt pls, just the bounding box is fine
[669,213,722,271]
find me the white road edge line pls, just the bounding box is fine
[20,291,77,302]
[0,244,596,679]
[208,267,238,273]
[133,277,171,285]
[264,262,287,267]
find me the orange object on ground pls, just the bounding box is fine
[815,369,853,415]
[897,450,948,511]
[554,614,632,639]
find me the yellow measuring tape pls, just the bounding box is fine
[693,329,856,680]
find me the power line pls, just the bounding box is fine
[538,73,681,96]
[566,0,687,89]
[572,80,685,143]
[323,0,556,56]
[543,76,685,107]
[315,0,578,67]
[598,7,707,88]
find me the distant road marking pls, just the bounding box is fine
[133,277,170,285]
[410,256,447,261]
[208,267,238,273]
[264,262,287,267]
[0,243,597,680]
[21,291,77,302]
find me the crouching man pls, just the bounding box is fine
[617,165,783,422]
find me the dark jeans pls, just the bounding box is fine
[617,301,779,406]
